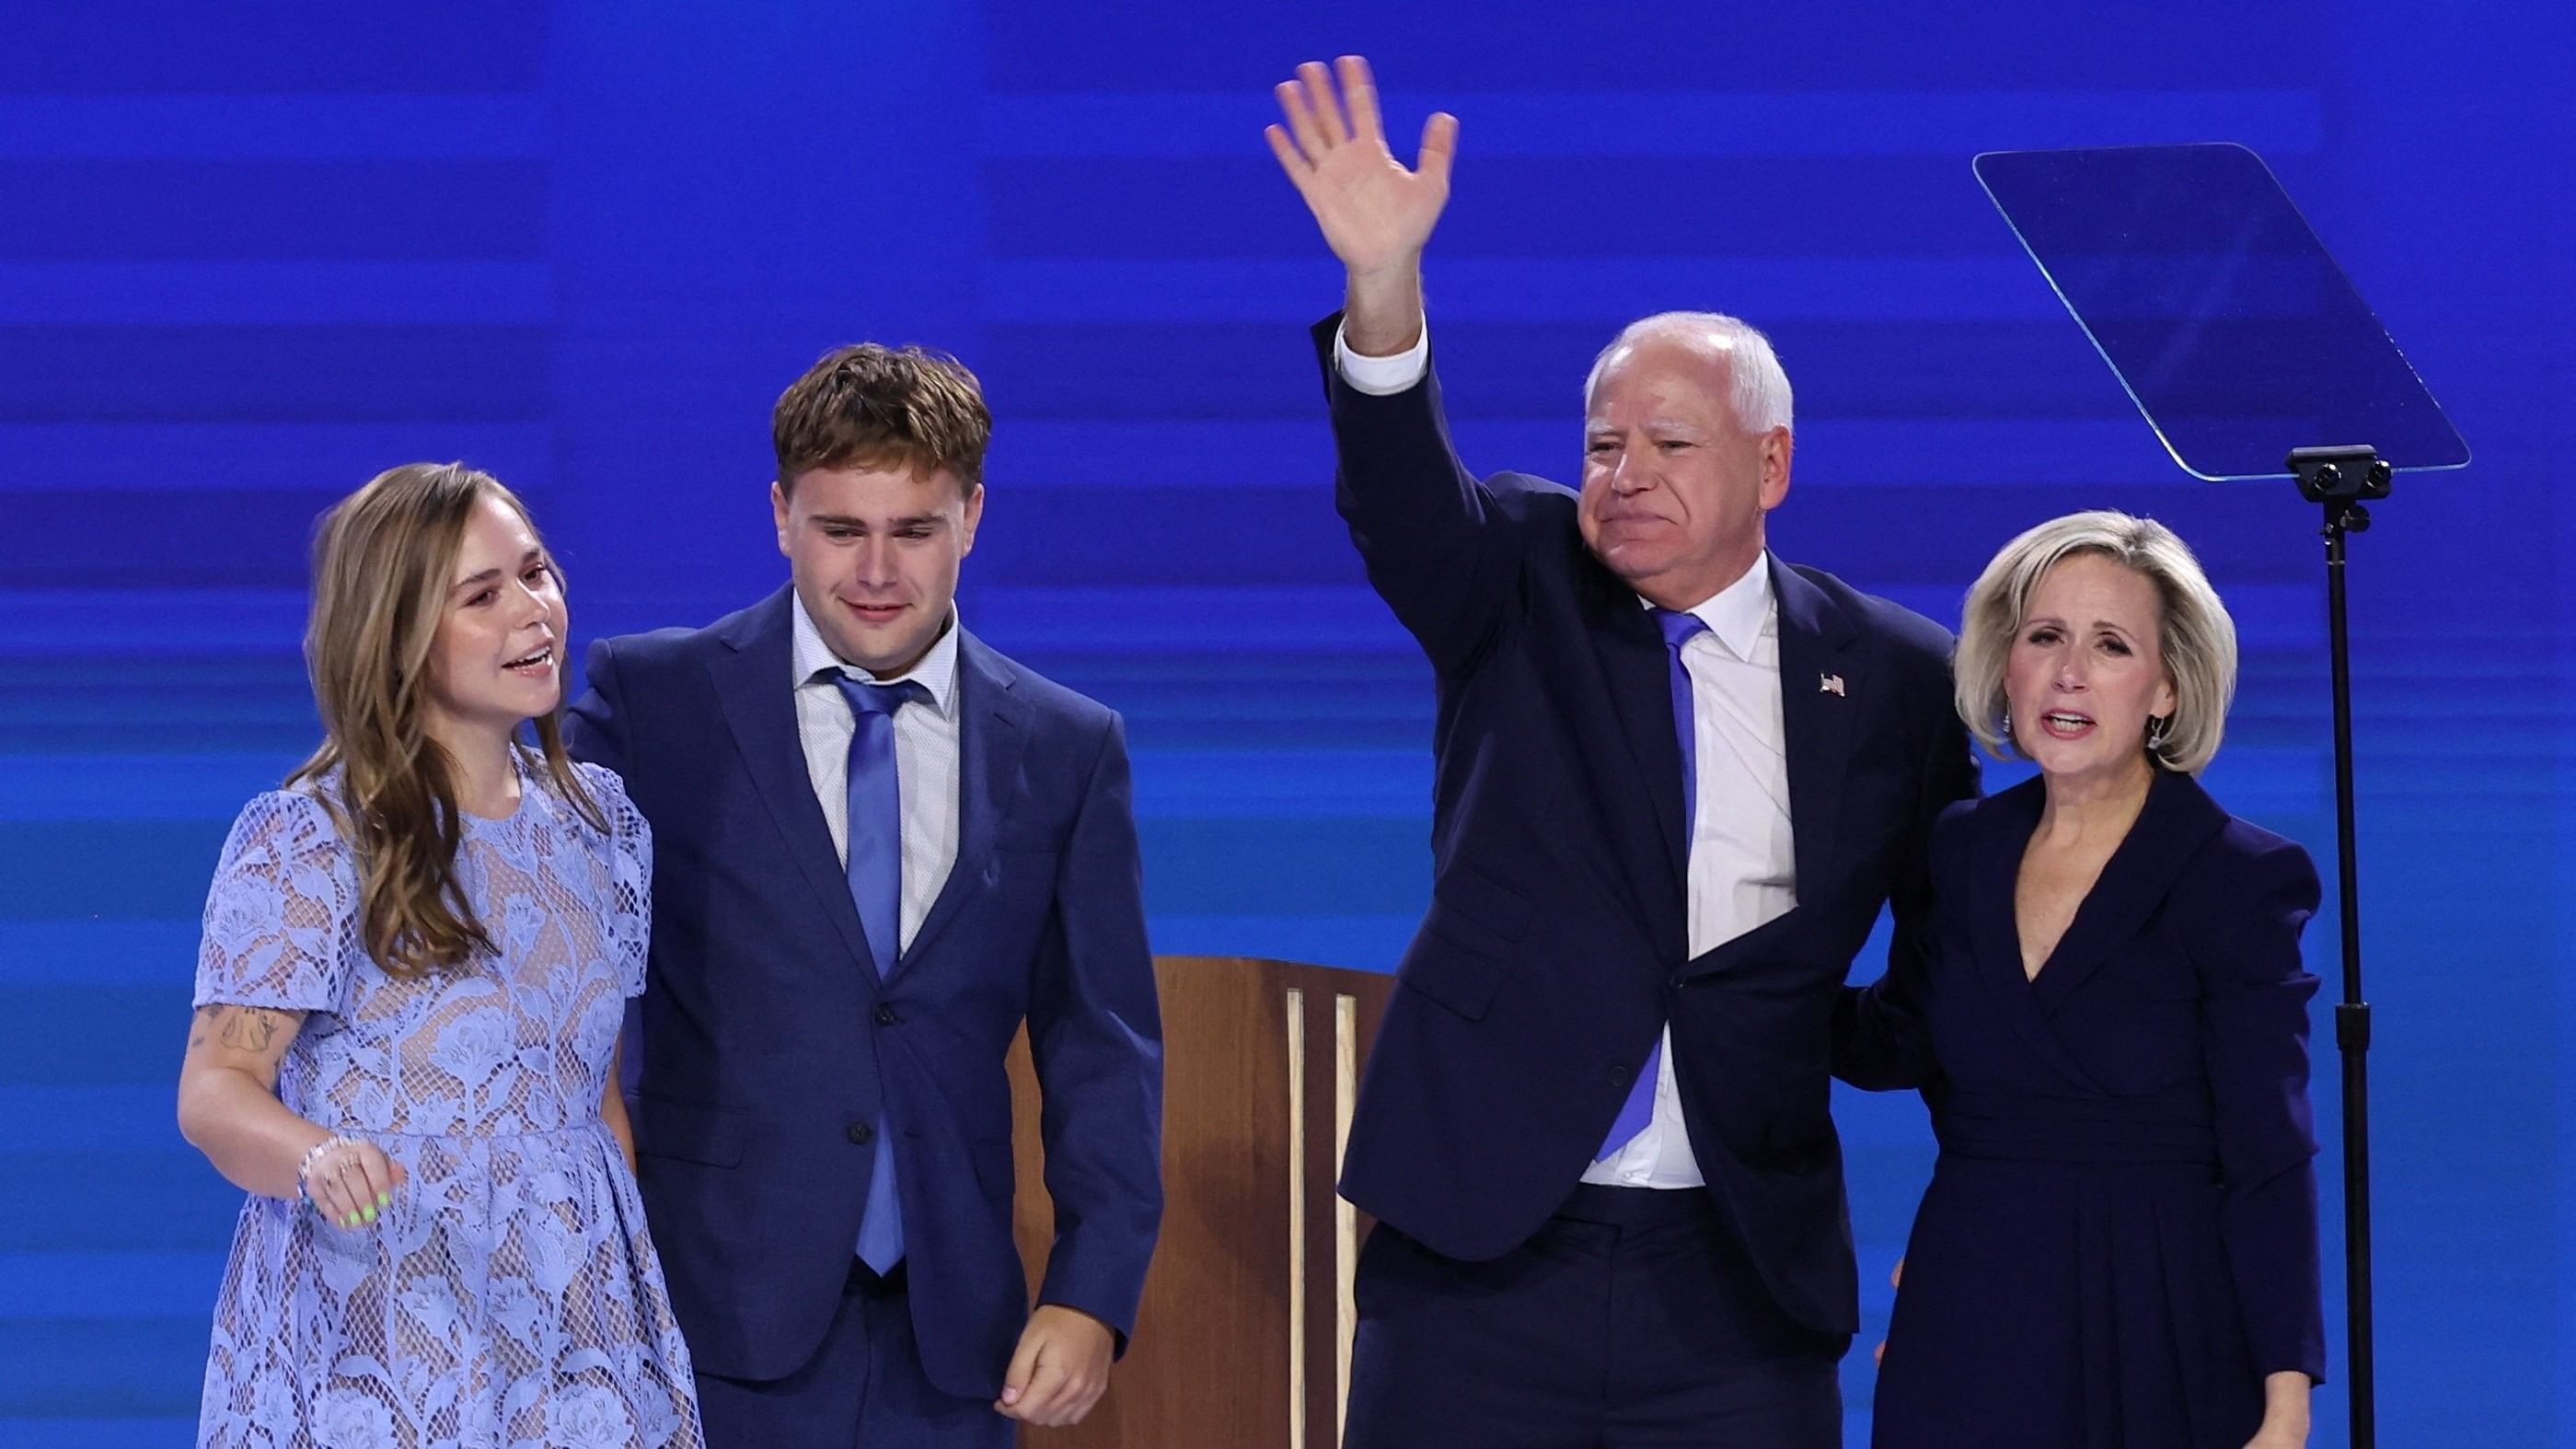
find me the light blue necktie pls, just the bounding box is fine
[1600,608,1708,1161]
[836,674,924,1273]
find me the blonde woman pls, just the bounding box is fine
[177,464,701,1447]
[1837,512,2324,1448]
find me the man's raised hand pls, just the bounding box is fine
[1265,56,1456,349]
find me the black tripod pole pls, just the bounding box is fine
[2289,444,2389,1449]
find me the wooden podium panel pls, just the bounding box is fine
[1007,956,1392,1449]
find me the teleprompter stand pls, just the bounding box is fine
[1978,144,2470,1449]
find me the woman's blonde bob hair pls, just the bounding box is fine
[1954,510,2238,775]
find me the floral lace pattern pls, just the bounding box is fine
[193,762,701,1448]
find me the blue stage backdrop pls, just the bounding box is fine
[1,4,2567,1444]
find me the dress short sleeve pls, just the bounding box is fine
[576,761,653,1000]
[193,789,362,1014]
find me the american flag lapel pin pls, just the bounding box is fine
[1819,673,1845,697]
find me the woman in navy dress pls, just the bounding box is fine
[1839,511,2324,1448]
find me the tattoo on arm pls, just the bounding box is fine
[195,1004,289,1054]
[222,1007,283,1052]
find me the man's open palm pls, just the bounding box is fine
[1265,55,1457,277]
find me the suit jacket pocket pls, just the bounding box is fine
[1400,863,1537,1022]
[634,1095,748,1169]
[969,1133,1016,1202]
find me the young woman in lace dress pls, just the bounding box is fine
[175,462,703,1448]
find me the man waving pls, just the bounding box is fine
[1267,56,1977,1447]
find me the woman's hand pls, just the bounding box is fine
[2242,1371,2311,1448]
[303,1137,409,1229]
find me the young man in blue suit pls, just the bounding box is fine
[567,345,1162,1447]
[1266,58,1980,1446]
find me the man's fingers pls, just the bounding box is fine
[1060,1376,1110,1425]
[995,1359,1061,1421]
[1875,1259,1901,1366]
[1296,60,1347,145]
[1264,123,1311,182]
[1017,1359,1099,1427]
[1017,1359,1073,1421]
[1415,112,1460,188]
[1338,54,1383,145]
[1274,78,1329,160]
[998,1327,1044,1407]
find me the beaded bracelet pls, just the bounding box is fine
[295,1134,361,1210]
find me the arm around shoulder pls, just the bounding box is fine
[1833,785,1978,1092]
[565,634,630,776]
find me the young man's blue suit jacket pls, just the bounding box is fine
[1317,316,1980,1338]
[566,586,1162,1399]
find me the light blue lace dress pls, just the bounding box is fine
[192,761,702,1449]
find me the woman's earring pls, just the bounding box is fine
[2145,714,2170,752]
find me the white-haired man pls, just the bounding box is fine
[1266,56,1980,1447]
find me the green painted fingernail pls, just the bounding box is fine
[342,1213,360,1228]
[376,1191,390,1208]
[361,1205,376,1223]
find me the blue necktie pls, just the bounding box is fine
[835,674,924,1272]
[1600,608,1708,1161]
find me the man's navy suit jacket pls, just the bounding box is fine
[1318,317,1979,1337]
[567,586,1162,1397]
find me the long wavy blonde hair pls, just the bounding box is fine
[287,462,604,979]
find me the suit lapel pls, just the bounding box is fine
[1581,570,1691,920]
[1772,559,1859,904]
[707,588,882,980]
[901,630,1030,968]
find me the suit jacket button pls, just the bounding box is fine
[846,1120,875,1146]
[874,1003,899,1026]
[1606,1062,1626,1084]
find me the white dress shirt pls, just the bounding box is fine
[791,595,964,955]
[1334,322,1800,1190]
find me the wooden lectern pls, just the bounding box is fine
[1007,956,1393,1449]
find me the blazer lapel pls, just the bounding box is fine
[1772,559,1859,904]
[2027,770,2230,1013]
[901,630,1030,968]
[1964,778,2105,1092]
[707,588,882,980]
